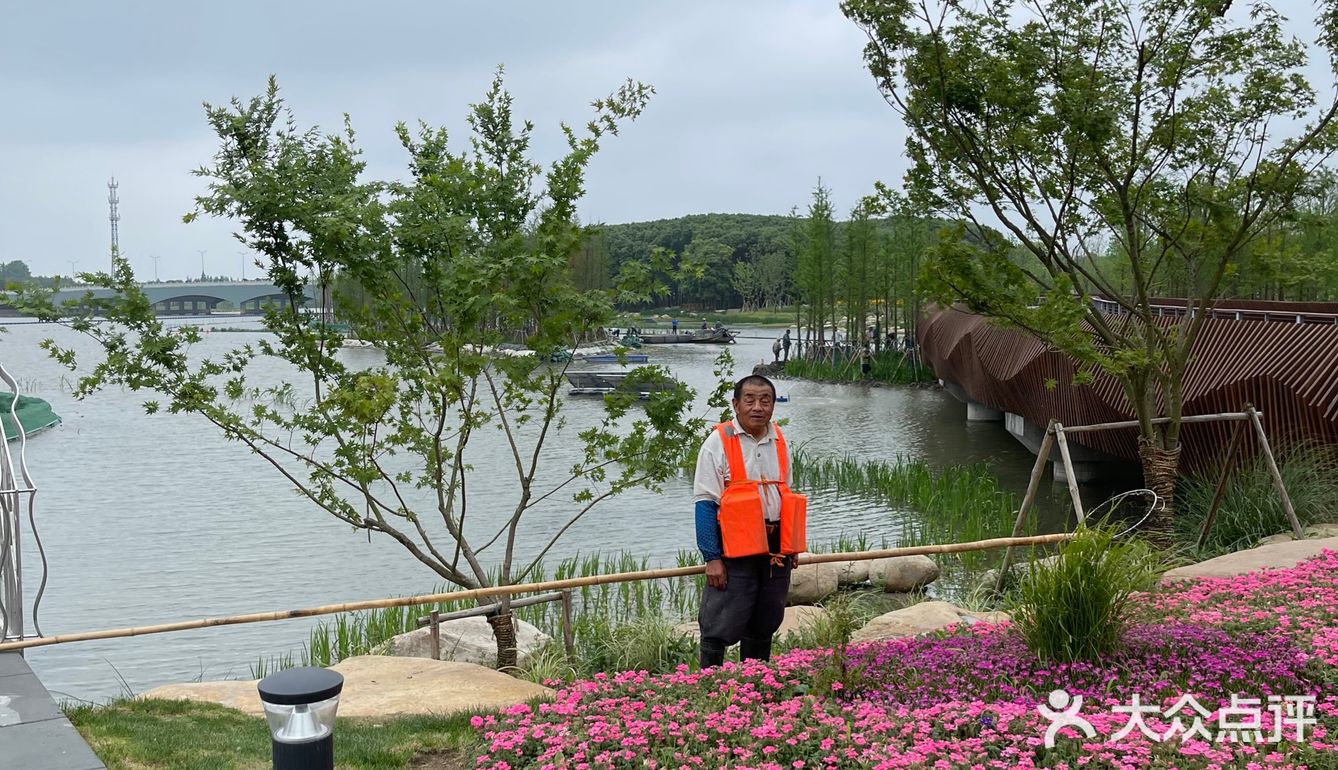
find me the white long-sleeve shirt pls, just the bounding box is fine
[692,419,792,522]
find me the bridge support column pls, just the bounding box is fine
[966,401,1003,422]
[1053,457,1101,484]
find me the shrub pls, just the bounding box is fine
[1009,524,1160,662]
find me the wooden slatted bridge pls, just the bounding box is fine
[917,298,1338,481]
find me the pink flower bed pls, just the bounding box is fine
[473,551,1338,769]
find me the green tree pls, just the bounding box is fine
[844,0,1338,540]
[796,182,838,349]
[20,73,729,668]
[1,260,32,287]
[841,201,877,342]
[675,237,733,308]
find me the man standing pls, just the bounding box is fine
[781,329,792,362]
[693,375,805,668]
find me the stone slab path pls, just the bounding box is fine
[140,655,551,718]
[1161,536,1338,582]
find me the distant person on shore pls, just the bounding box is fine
[860,344,872,379]
[693,375,806,669]
[672,318,679,333]
[702,319,709,330]
[781,329,792,362]
[772,337,782,363]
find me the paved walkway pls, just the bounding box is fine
[0,653,105,770]
[1161,536,1338,582]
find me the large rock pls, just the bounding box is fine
[851,601,964,642]
[377,615,550,668]
[674,605,832,641]
[834,560,870,586]
[868,556,939,593]
[1256,523,1338,546]
[850,601,1009,643]
[139,656,551,717]
[787,563,840,604]
[1161,536,1338,583]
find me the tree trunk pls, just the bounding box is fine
[488,612,519,671]
[1137,437,1181,548]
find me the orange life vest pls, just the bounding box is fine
[714,421,808,559]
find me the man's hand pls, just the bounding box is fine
[705,559,727,590]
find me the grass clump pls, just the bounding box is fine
[1176,444,1338,555]
[1010,524,1161,663]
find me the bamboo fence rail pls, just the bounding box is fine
[0,533,1074,653]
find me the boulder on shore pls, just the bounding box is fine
[140,656,551,717]
[375,615,550,668]
[834,560,870,586]
[787,563,840,604]
[851,601,1010,643]
[867,556,940,593]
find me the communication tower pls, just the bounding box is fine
[107,177,120,272]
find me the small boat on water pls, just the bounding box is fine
[579,353,649,364]
[2,394,60,441]
[612,328,736,345]
[566,371,679,399]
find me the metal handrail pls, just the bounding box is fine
[0,361,45,645]
[1091,296,1338,325]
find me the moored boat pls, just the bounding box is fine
[1,394,60,441]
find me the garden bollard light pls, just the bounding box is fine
[257,667,344,770]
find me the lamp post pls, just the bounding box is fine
[66,259,78,283]
[257,667,343,770]
[197,250,207,282]
[150,255,161,282]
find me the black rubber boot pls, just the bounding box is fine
[700,637,726,669]
[740,635,772,662]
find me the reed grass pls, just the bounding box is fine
[1176,444,1338,555]
[792,450,1024,570]
[784,351,935,385]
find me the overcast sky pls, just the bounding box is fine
[0,1,909,281]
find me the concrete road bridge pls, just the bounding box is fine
[918,298,1338,481]
[45,280,319,316]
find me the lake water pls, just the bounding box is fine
[2,319,1086,702]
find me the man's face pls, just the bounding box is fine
[732,382,775,436]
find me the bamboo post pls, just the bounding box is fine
[0,534,1075,653]
[1247,405,1304,539]
[1196,418,1247,551]
[428,610,440,661]
[1052,423,1086,525]
[560,589,575,660]
[995,420,1056,593]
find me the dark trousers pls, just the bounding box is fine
[698,528,791,668]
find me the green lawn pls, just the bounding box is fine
[66,699,483,770]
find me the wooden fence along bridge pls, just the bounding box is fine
[918,297,1338,481]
